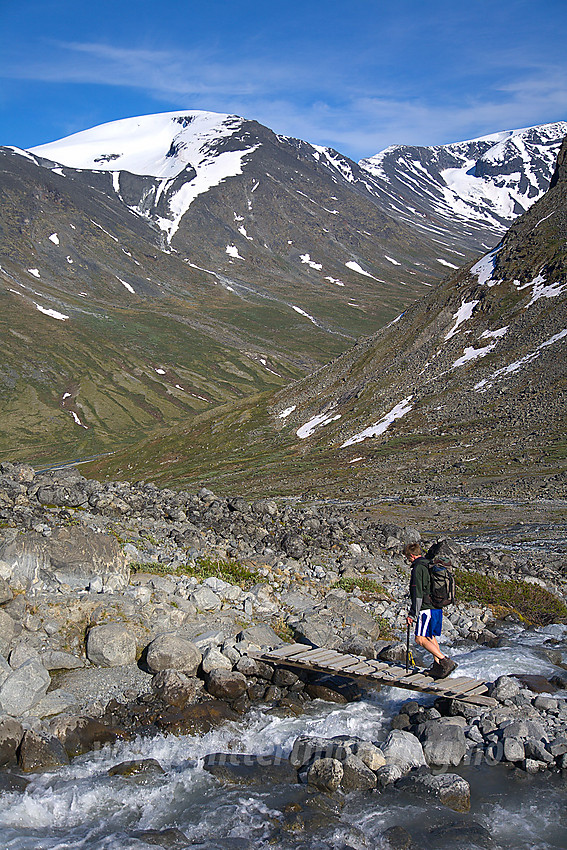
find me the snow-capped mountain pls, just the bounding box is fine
[1,110,565,471]
[360,121,567,252]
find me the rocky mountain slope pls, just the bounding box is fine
[86,136,567,499]
[360,121,567,253]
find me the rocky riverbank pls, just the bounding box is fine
[0,460,566,835]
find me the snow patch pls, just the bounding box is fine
[341,397,413,448]
[517,273,566,308]
[297,411,341,439]
[226,245,243,260]
[325,277,345,287]
[238,225,252,241]
[155,369,166,375]
[452,342,497,369]
[35,304,69,320]
[27,269,40,278]
[117,277,135,294]
[300,254,323,271]
[480,326,509,340]
[437,258,459,269]
[345,261,381,281]
[385,256,401,266]
[291,305,318,325]
[49,233,59,246]
[279,406,296,419]
[445,300,479,341]
[475,329,567,391]
[471,249,501,287]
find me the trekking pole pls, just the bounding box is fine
[405,621,410,673]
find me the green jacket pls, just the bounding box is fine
[409,556,432,618]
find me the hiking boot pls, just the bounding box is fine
[427,661,444,679]
[435,657,458,679]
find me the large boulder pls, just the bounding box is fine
[151,670,202,708]
[86,624,137,667]
[418,720,467,767]
[0,658,50,715]
[340,754,377,791]
[203,752,297,786]
[0,527,130,591]
[146,635,202,675]
[381,730,426,774]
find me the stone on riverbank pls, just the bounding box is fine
[145,634,202,675]
[86,624,137,667]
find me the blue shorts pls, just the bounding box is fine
[415,608,442,639]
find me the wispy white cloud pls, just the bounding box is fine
[2,40,566,159]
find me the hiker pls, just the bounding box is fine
[404,542,457,679]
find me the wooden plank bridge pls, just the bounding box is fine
[255,643,497,708]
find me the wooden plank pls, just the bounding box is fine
[445,682,488,696]
[321,656,371,672]
[294,649,351,665]
[458,693,498,707]
[264,644,311,659]
[434,681,488,698]
[338,660,381,675]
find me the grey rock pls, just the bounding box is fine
[129,828,190,849]
[501,719,547,741]
[152,669,202,707]
[86,624,137,667]
[0,715,24,767]
[489,676,520,701]
[30,689,78,718]
[307,757,343,792]
[0,658,50,715]
[419,720,467,767]
[533,695,558,712]
[376,763,404,787]
[340,753,377,791]
[190,586,222,612]
[378,642,408,664]
[0,576,13,604]
[289,735,351,768]
[236,625,284,649]
[397,769,470,812]
[503,736,525,762]
[524,739,554,763]
[145,634,201,675]
[201,647,233,674]
[41,650,85,671]
[0,527,130,591]
[381,730,426,773]
[0,609,17,657]
[18,730,70,772]
[351,741,386,771]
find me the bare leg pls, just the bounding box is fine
[416,634,445,662]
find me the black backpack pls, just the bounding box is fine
[425,541,455,608]
[427,557,456,608]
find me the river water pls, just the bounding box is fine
[1,625,566,850]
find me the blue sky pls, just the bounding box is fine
[1,0,566,160]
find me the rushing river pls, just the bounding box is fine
[1,626,566,849]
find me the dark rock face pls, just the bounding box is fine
[202,752,297,786]
[154,700,238,736]
[0,716,24,768]
[18,730,70,772]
